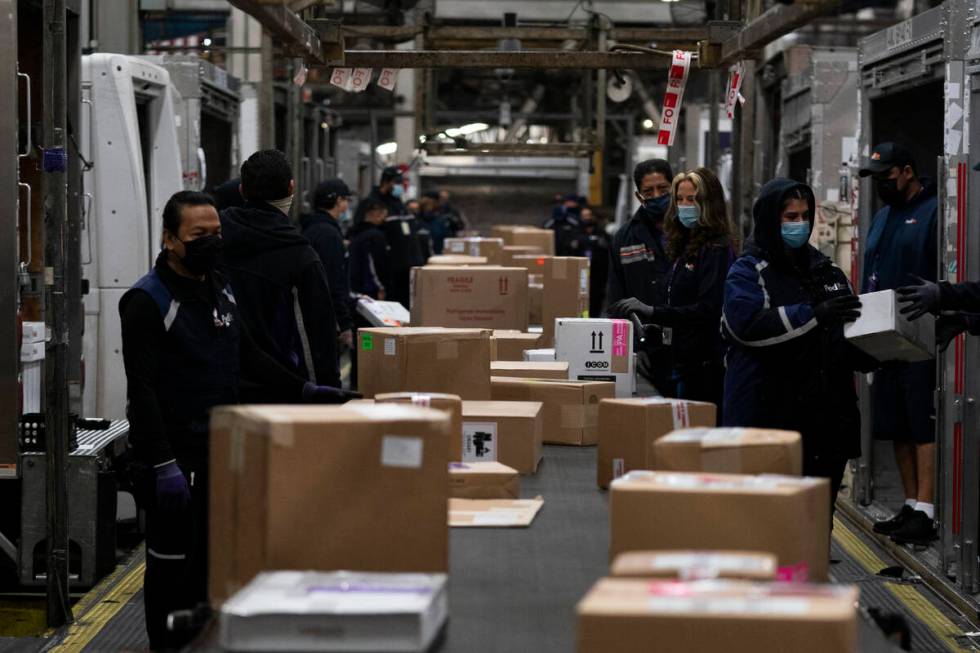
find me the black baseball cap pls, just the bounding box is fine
[858,142,916,177]
[974,161,980,171]
[312,178,352,209]
[381,166,404,183]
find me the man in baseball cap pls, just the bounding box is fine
[859,141,940,546]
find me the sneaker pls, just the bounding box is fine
[890,510,938,546]
[873,505,915,534]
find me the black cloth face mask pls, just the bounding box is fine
[179,234,223,276]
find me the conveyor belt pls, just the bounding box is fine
[31,445,980,653]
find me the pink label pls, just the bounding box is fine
[612,320,629,357]
[776,563,809,583]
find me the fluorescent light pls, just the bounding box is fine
[642,118,655,129]
[202,37,213,47]
[376,142,397,155]
[444,122,489,137]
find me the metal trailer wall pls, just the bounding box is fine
[779,46,859,276]
[852,0,980,609]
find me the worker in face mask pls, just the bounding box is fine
[119,191,359,650]
[609,168,737,412]
[858,142,940,547]
[218,149,342,399]
[605,159,676,395]
[721,178,875,516]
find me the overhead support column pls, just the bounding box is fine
[719,0,840,65]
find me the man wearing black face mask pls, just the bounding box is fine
[120,191,359,650]
[859,142,939,546]
[606,158,675,394]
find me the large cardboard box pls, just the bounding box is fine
[358,327,492,399]
[449,461,520,499]
[490,377,615,445]
[555,318,635,397]
[460,401,544,474]
[490,361,569,380]
[375,392,463,461]
[653,427,803,476]
[501,245,544,266]
[844,289,935,362]
[493,225,556,256]
[426,254,488,266]
[609,550,778,580]
[209,404,452,604]
[410,266,529,331]
[576,578,858,653]
[512,255,590,344]
[443,237,505,264]
[609,471,830,581]
[491,330,542,361]
[597,398,717,489]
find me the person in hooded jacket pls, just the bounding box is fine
[609,167,736,411]
[606,159,675,394]
[722,178,876,510]
[567,206,612,318]
[218,150,341,398]
[543,194,584,256]
[348,199,391,300]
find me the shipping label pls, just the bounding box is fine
[384,338,397,356]
[380,435,423,468]
[462,422,497,462]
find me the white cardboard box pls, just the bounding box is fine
[523,348,556,362]
[844,290,935,362]
[357,298,411,327]
[219,571,448,652]
[554,318,634,397]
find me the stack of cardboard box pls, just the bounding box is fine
[511,255,590,343]
[443,237,506,264]
[491,225,556,255]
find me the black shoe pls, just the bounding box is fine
[873,505,915,534]
[890,510,938,546]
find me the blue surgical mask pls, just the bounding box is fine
[781,221,811,249]
[391,184,404,199]
[642,194,670,216]
[677,205,700,228]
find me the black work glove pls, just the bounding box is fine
[812,295,862,325]
[897,276,941,320]
[936,315,968,352]
[302,382,363,404]
[608,297,655,323]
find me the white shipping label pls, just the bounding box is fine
[449,241,464,253]
[384,338,396,356]
[469,242,481,257]
[410,394,432,407]
[381,435,423,468]
[701,428,746,445]
[462,422,498,462]
[613,458,625,479]
[401,220,411,236]
[580,269,589,293]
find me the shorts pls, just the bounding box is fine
[870,362,936,444]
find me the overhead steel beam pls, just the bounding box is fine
[421,141,596,157]
[333,50,671,70]
[719,0,840,64]
[227,0,325,63]
[341,24,709,44]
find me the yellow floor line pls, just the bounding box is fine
[833,517,971,652]
[47,560,145,652]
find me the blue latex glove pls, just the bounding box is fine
[302,382,363,404]
[155,461,190,513]
[897,276,941,320]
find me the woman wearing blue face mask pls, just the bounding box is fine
[609,167,736,411]
[722,178,877,513]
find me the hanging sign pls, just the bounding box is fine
[329,68,353,91]
[350,68,373,93]
[726,61,746,119]
[377,68,398,92]
[657,50,692,147]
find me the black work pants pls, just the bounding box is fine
[675,361,725,419]
[803,451,849,517]
[144,466,208,651]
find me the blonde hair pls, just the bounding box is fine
[664,167,736,260]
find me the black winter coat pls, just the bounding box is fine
[300,210,353,332]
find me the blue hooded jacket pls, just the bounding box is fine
[862,180,938,292]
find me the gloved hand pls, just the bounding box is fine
[897,276,941,320]
[608,298,655,322]
[302,382,363,404]
[155,461,190,513]
[338,329,354,349]
[813,295,862,325]
[936,315,968,352]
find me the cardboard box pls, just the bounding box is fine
[609,471,830,581]
[410,266,529,331]
[356,298,411,327]
[443,237,505,264]
[357,327,492,399]
[523,348,556,362]
[375,392,463,461]
[219,571,448,653]
[609,550,778,580]
[460,400,544,474]
[597,398,717,489]
[501,245,545,266]
[426,254,488,266]
[491,330,542,361]
[492,225,556,256]
[209,404,452,604]
[653,428,803,476]
[555,318,634,397]
[449,496,544,527]
[513,256,590,345]
[449,461,520,499]
[490,377,615,446]
[490,361,570,380]
[844,289,935,362]
[576,578,858,653]
[529,282,544,326]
